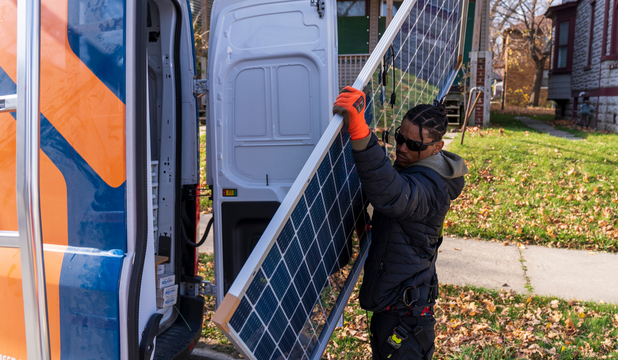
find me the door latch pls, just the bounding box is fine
[194,79,208,95]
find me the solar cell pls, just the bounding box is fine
[212,0,469,357]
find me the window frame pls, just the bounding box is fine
[552,16,576,74]
[611,0,618,56]
[602,0,618,60]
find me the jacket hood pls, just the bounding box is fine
[401,150,468,200]
[411,150,468,179]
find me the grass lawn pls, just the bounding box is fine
[445,113,618,252]
[197,254,618,359]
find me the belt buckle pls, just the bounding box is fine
[386,327,408,350]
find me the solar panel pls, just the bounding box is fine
[214,125,371,359]
[212,0,468,358]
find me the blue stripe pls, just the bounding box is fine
[67,0,127,103]
[1,66,125,358]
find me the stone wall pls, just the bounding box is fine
[554,0,618,132]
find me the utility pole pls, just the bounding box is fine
[501,32,509,110]
[469,0,492,127]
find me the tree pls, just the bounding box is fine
[497,0,553,107]
[516,0,553,106]
[490,0,523,61]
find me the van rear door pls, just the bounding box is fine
[207,0,338,304]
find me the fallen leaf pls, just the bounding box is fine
[550,300,560,309]
[454,248,461,251]
[565,318,576,333]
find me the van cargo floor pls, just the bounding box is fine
[154,296,204,360]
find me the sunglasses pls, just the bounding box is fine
[394,126,440,152]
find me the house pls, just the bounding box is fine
[546,0,618,131]
[495,19,551,107]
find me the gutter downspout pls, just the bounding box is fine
[594,56,603,130]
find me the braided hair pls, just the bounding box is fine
[402,100,449,155]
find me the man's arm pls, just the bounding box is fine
[332,87,433,221]
[352,133,432,221]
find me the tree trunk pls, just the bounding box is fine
[528,58,545,107]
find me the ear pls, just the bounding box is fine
[433,140,444,154]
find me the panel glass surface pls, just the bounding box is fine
[363,0,463,163]
[228,128,370,360]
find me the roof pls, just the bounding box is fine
[545,0,580,19]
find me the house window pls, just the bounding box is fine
[557,21,570,68]
[542,70,549,88]
[601,0,618,59]
[337,0,370,54]
[587,1,596,68]
[611,0,618,55]
[381,0,403,16]
[338,0,367,16]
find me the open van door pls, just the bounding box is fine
[206,0,339,306]
[0,0,204,358]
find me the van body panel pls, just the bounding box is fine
[0,0,201,357]
[0,0,129,356]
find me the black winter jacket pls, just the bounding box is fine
[352,134,467,312]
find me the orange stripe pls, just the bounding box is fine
[0,0,126,188]
[0,114,17,231]
[0,248,63,360]
[41,151,69,247]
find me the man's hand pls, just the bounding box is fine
[333,86,369,140]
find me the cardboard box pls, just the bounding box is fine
[156,264,166,275]
[157,274,175,289]
[157,284,178,298]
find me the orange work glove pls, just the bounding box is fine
[333,86,369,140]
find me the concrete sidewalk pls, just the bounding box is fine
[437,237,618,304]
[515,116,583,140]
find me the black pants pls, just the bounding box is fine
[370,310,436,360]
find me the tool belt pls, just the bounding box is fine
[380,237,442,358]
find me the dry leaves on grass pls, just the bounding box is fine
[432,285,618,359]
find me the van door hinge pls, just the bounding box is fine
[311,0,325,18]
[194,79,208,95]
[200,280,216,297]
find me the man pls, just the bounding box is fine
[333,87,468,359]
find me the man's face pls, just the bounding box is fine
[395,120,444,167]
